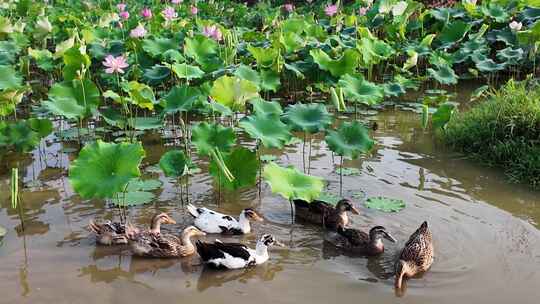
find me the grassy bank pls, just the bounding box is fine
[443,79,540,188]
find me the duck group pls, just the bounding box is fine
[89,198,433,293]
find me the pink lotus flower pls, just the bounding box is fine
[191,6,198,15]
[283,3,294,12]
[203,25,223,41]
[119,10,130,20]
[130,25,147,38]
[358,6,368,16]
[117,3,126,11]
[103,55,129,74]
[509,20,522,31]
[171,0,182,4]
[162,6,177,21]
[141,7,152,19]
[324,4,338,17]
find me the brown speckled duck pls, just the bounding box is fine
[127,225,206,258]
[395,221,434,289]
[88,213,176,246]
[329,225,397,256]
[293,198,359,230]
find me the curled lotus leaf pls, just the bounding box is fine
[325,121,374,159]
[283,103,332,134]
[262,162,324,202]
[159,150,188,178]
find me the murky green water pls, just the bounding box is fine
[1,106,539,304]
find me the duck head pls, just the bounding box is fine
[336,199,359,215]
[394,259,417,290]
[242,208,264,222]
[369,226,397,243]
[181,225,206,239]
[258,234,284,247]
[150,212,176,233]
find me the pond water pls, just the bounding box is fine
[1,106,539,304]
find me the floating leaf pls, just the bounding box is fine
[68,140,145,199]
[283,103,332,133]
[263,162,324,202]
[191,122,236,156]
[159,150,188,178]
[325,121,374,159]
[209,147,258,190]
[126,179,162,192]
[112,191,155,206]
[338,74,384,106]
[239,114,292,149]
[365,196,406,212]
[335,167,361,176]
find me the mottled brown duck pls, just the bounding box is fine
[395,221,434,289]
[327,225,397,256]
[127,225,206,258]
[293,198,359,230]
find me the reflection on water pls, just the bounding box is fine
[0,107,539,304]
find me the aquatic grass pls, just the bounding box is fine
[443,79,540,188]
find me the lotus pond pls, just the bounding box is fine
[1,0,540,303]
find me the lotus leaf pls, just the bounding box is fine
[62,46,91,81]
[475,59,505,72]
[247,45,279,68]
[365,196,405,212]
[128,116,164,130]
[338,74,384,105]
[325,121,374,159]
[191,122,236,156]
[262,162,324,202]
[143,65,171,85]
[171,63,205,81]
[0,65,22,90]
[427,65,458,85]
[496,47,524,65]
[159,150,188,178]
[209,147,259,190]
[44,79,100,119]
[310,49,360,77]
[126,179,162,192]
[143,37,180,59]
[250,98,283,118]
[283,103,332,133]
[69,140,145,199]
[240,115,292,148]
[0,120,39,152]
[0,88,26,116]
[163,85,202,114]
[125,81,157,110]
[28,118,52,138]
[481,4,509,23]
[112,191,155,206]
[438,21,471,48]
[432,103,456,130]
[210,75,259,112]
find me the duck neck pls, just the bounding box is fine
[181,232,195,252]
[150,218,162,234]
[255,242,269,261]
[370,237,384,253]
[238,212,251,233]
[395,260,414,289]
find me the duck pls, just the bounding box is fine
[186,204,263,234]
[328,225,397,256]
[394,221,434,289]
[293,198,359,230]
[126,225,206,258]
[88,212,176,246]
[196,234,283,269]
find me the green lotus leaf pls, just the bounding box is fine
[260,154,278,163]
[185,34,218,60]
[260,69,281,92]
[357,37,395,66]
[209,147,258,190]
[281,31,305,53]
[163,85,202,114]
[481,3,509,23]
[100,107,126,128]
[124,81,157,111]
[191,122,236,156]
[384,82,406,97]
[365,196,405,212]
[432,103,456,130]
[284,62,305,79]
[522,6,540,22]
[112,191,155,206]
[239,115,292,149]
[0,120,39,152]
[142,37,180,59]
[310,49,360,77]
[283,103,332,133]
[338,74,384,106]
[68,140,145,199]
[427,65,458,85]
[247,45,279,68]
[0,88,26,117]
[143,65,171,85]
[281,18,306,34]
[0,65,22,90]
[235,65,260,84]
[325,121,374,159]
[210,75,259,112]
[28,118,53,138]
[44,79,100,119]
[171,63,205,81]
[496,47,524,65]
[438,20,471,48]
[335,167,361,176]
[249,98,283,118]
[470,85,489,101]
[62,46,91,81]
[126,178,163,192]
[262,162,324,202]
[475,59,505,72]
[28,48,54,71]
[128,116,164,130]
[159,150,188,178]
[489,28,517,46]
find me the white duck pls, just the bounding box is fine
[196,234,282,269]
[186,204,263,234]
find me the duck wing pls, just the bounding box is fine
[399,222,433,266]
[196,240,251,262]
[338,228,369,247]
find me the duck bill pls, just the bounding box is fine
[350,206,360,215]
[384,232,397,243]
[274,240,286,247]
[167,218,177,224]
[253,214,264,222]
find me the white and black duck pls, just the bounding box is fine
[196,234,282,269]
[187,204,263,234]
